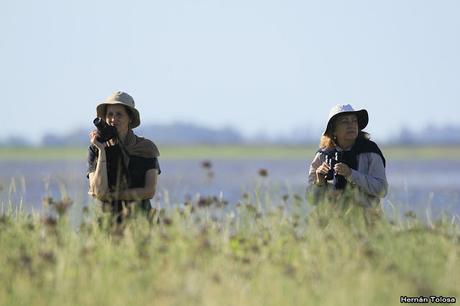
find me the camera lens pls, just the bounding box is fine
[93,117,106,130]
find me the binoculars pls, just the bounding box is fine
[324,150,347,190]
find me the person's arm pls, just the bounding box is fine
[88,131,109,200]
[308,152,329,186]
[111,169,158,201]
[307,153,330,204]
[348,153,388,197]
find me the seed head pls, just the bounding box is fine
[258,169,268,177]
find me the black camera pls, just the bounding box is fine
[325,150,346,189]
[93,117,117,143]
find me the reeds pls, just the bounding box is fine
[0,189,459,306]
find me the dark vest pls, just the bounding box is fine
[319,137,386,189]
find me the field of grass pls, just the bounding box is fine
[1,144,460,160]
[1,194,459,306]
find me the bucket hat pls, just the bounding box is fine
[324,104,368,135]
[96,91,140,128]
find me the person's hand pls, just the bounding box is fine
[89,130,106,151]
[334,163,352,177]
[315,162,330,184]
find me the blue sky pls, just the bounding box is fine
[1,0,459,143]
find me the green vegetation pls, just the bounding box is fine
[1,195,459,306]
[0,144,459,160]
[0,147,86,161]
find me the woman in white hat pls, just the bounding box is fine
[308,104,388,220]
[87,91,160,222]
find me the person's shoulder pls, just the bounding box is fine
[367,139,381,149]
[359,151,379,159]
[358,136,382,149]
[358,137,380,148]
[136,137,160,157]
[358,141,386,167]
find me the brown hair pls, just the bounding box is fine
[319,131,370,150]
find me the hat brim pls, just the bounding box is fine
[323,109,368,135]
[96,102,140,129]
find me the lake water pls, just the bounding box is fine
[1,159,459,219]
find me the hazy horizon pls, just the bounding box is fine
[2,0,459,143]
[2,119,460,146]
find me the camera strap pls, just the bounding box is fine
[116,136,132,186]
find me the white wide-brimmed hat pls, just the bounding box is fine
[324,104,368,135]
[96,91,140,128]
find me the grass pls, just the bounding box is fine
[0,194,459,306]
[0,144,460,160]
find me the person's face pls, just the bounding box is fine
[105,104,131,134]
[333,114,359,143]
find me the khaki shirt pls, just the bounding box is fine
[308,151,388,207]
